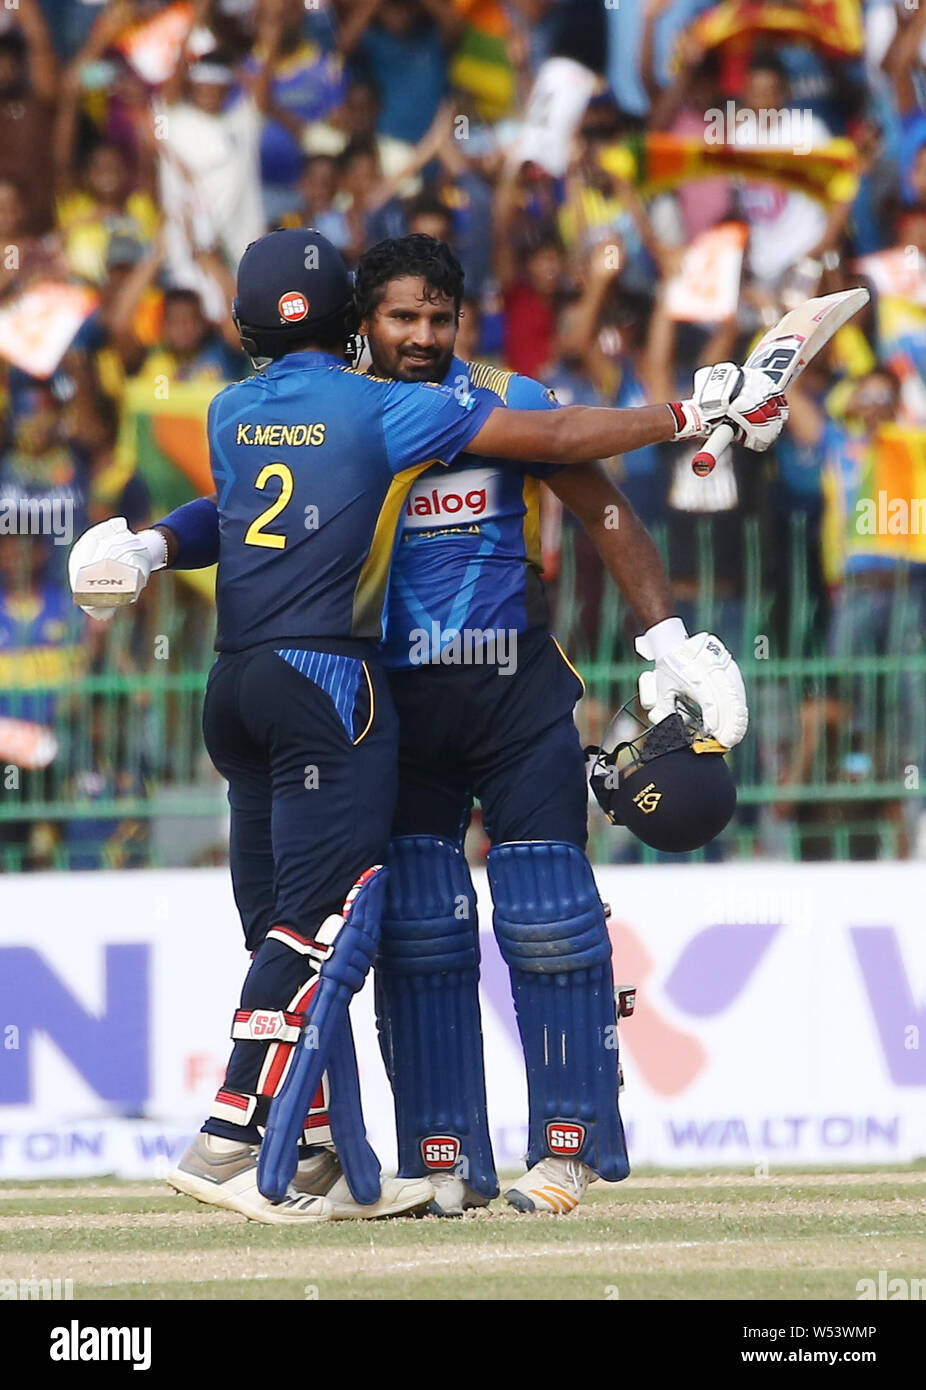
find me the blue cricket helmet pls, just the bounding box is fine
[233,227,358,360]
[588,711,737,853]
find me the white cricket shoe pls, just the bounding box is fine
[291,1146,435,1219]
[504,1157,592,1214]
[168,1134,333,1225]
[325,1173,435,1220]
[293,1146,342,1195]
[426,1172,493,1217]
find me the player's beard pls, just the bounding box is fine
[372,342,455,384]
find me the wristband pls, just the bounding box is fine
[635,616,689,662]
[667,401,707,440]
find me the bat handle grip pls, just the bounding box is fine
[691,422,734,477]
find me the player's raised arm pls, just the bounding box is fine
[468,363,788,466]
[547,462,748,749]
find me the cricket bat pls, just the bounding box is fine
[690,287,870,476]
[71,557,144,607]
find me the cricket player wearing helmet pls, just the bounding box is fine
[69,230,784,1220]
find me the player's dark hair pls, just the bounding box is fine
[354,235,465,322]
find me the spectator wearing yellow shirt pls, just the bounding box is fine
[54,141,159,286]
[0,532,87,872]
[54,49,158,286]
[133,289,244,387]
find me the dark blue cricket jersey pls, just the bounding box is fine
[381,357,560,668]
[208,351,495,652]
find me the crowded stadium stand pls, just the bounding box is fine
[2,0,925,868]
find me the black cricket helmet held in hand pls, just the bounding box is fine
[588,705,736,853]
[233,227,359,362]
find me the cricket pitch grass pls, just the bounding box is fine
[2,1166,925,1301]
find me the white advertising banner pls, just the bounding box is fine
[1,864,924,1178]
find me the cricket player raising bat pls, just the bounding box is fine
[69,229,786,1224]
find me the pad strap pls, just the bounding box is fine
[265,918,339,963]
[231,1009,304,1044]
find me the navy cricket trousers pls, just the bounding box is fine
[387,627,588,847]
[201,641,398,1140]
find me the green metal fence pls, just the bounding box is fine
[1,514,924,868]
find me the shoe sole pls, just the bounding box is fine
[328,1192,435,1221]
[168,1167,331,1225]
[503,1188,538,1213]
[422,1198,463,1218]
[167,1167,235,1212]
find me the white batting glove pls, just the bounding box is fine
[669,361,745,439]
[68,517,167,621]
[724,368,789,452]
[635,617,749,749]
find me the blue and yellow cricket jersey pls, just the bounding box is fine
[381,357,560,668]
[208,351,495,652]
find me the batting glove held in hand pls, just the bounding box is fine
[635,618,749,749]
[669,361,745,439]
[723,368,789,452]
[68,517,166,621]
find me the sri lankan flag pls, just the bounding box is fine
[823,424,926,584]
[450,0,515,120]
[600,133,860,205]
[688,0,863,60]
[115,379,218,600]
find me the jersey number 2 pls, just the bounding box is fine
[245,464,294,549]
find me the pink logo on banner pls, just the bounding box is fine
[606,920,781,1097]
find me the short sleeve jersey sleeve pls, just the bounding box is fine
[503,372,563,480]
[380,378,496,475]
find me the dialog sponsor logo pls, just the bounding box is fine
[404,468,498,528]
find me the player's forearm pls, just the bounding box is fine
[153,497,219,569]
[548,464,674,629]
[588,504,674,630]
[471,403,678,466]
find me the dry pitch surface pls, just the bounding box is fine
[1,1166,924,1300]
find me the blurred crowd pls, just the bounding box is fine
[3,0,926,866]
